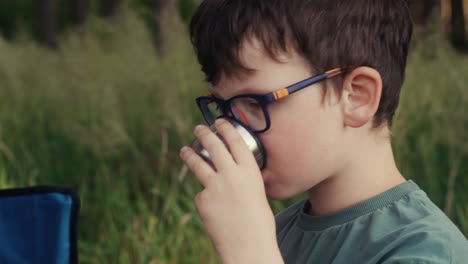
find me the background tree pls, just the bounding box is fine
[153,0,178,54]
[36,0,58,49]
[411,0,439,25]
[450,0,467,50]
[442,0,468,51]
[100,0,121,17]
[71,0,88,25]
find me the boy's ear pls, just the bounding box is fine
[340,67,382,128]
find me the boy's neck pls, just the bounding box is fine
[306,129,406,216]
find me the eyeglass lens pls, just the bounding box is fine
[230,97,266,131]
[201,97,267,132]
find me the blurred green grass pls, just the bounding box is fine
[0,11,466,264]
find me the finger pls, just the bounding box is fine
[194,191,209,215]
[214,119,257,167]
[193,124,235,171]
[179,146,215,187]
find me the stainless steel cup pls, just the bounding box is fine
[190,118,266,169]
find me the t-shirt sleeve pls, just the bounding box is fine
[377,229,456,264]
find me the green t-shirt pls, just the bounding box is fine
[275,180,468,263]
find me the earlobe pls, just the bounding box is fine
[341,67,382,128]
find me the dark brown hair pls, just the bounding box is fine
[190,0,413,127]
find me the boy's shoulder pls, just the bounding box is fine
[375,203,468,263]
[275,181,468,263]
[381,192,468,262]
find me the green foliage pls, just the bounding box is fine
[0,9,466,264]
[178,0,198,24]
[0,11,214,263]
[393,29,468,229]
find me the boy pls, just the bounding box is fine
[179,0,468,263]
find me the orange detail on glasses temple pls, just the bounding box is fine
[273,88,289,100]
[325,67,344,74]
[325,67,346,78]
[326,67,356,78]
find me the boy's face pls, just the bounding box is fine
[210,39,347,200]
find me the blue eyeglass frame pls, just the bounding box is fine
[196,66,355,133]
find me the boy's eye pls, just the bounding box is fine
[249,102,261,109]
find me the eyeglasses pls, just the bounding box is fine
[195,67,354,133]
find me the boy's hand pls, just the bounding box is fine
[179,119,283,264]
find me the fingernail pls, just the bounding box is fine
[180,146,188,154]
[194,125,204,132]
[215,119,225,125]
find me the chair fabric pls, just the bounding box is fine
[0,186,79,264]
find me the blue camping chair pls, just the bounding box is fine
[0,186,79,264]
